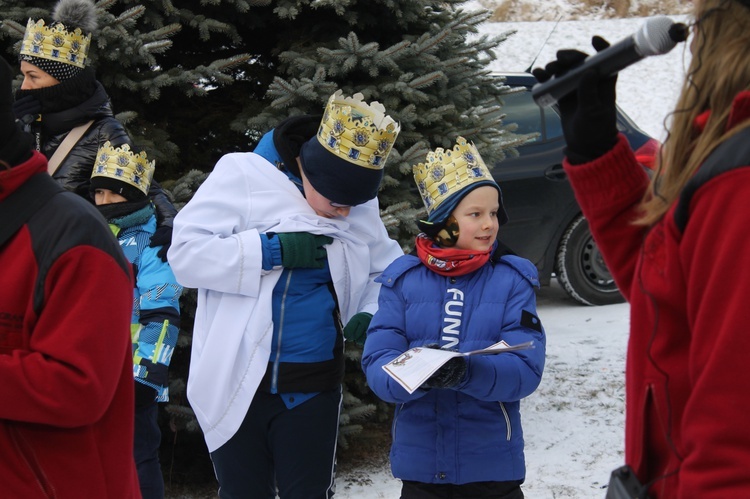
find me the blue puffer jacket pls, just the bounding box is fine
[362,251,546,485]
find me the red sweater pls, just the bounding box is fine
[0,152,141,498]
[564,92,750,498]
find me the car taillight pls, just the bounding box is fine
[634,138,660,170]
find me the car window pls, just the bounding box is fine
[502,89,563,141]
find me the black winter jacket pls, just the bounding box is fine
[18,71,176,225]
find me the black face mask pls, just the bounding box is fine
[95,197,149,221]
[15,67,98,115]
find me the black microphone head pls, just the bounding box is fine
[669,23,689,43]
[634,16,679,57]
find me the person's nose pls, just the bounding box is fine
[335,206,351,217]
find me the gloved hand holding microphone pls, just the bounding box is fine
[531,16,687,164]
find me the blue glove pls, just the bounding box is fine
[343,312,372,346]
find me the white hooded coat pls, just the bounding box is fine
[167,152,404,451]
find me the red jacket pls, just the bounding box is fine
[0,152,141,498]
[563,91,750,498]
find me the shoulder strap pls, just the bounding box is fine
[0,173,65,248]
[47,119,95,176]
[674,127,750,233]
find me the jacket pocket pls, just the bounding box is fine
[8,425,56,498]
[498,402,512,441]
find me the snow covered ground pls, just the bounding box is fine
[335,8,693,499]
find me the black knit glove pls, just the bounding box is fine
[149,224,173,262]
[422,352,467,389]
[532,36,619,165]
[134,381,157,409]
[276,232,333,269]
[12,94,41,125]
[0,57,33,167]
[343,312,372,346]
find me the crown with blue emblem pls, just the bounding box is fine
[413,137,496,217]
[316,90,400,170]
[91,142,155,200]
[20,18,92,70]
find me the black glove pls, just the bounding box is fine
[421,348,467,389]
[12,94,41,125]
[276,232,333,269]
[0,58,33,167]
[343,312,372,346]
[532,36,619,165]
[134,381,157,409]
[149,224,173,262]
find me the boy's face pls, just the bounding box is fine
[298,159,352,219]
[94,188,128,206]
[452,185,500,252]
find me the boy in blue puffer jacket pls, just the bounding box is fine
[362,137,546,499]
[90,142,183,499]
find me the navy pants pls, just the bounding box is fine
[210,388,342,499]
[134,401,164,499]
[401,480,524,499]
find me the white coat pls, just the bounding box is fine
[168,152,404,451]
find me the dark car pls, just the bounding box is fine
[493,72,659,306]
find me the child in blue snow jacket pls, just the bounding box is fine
[90,142,182,499]
[362,137,546,499]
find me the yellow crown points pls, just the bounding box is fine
[20,18,92,69]
[93,142,155,196]
[413,137,494,214]
[317,90,401,170]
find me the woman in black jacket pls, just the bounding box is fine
[13,0,176,253]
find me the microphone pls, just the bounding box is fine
[532,16,687,107]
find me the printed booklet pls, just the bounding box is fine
[382,340,534,394]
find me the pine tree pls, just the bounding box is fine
[1,0,534,482]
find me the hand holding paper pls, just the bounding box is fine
[382,340,534,394]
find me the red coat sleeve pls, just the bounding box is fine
[0,245,133,426]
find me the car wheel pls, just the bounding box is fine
[555,215,625,306]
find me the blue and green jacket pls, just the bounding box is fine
[108,203,182,402]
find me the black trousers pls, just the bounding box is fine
[210,388,342,499]
[401,480,524,499]
[133,401,164,499]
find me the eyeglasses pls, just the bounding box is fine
[329,201,351,209]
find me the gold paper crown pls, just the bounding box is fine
[413,137,495,215]
[20,18,92,69]
[92,142,155,196]
[316,90,400,170]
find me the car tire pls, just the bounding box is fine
[555,215,625,306]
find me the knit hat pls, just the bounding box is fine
[19,0,97,82]
[298,90,400,206]
[90,142,155,201]
[414,137,508,238]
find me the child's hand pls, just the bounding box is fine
[343,312,372,346]
[277,232,333,269]
[421,355,467,389]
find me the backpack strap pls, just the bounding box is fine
[674,127,750,233]
[47,119,95,176]
[0,173,65,248]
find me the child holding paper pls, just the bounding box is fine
[362,137,546,499]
